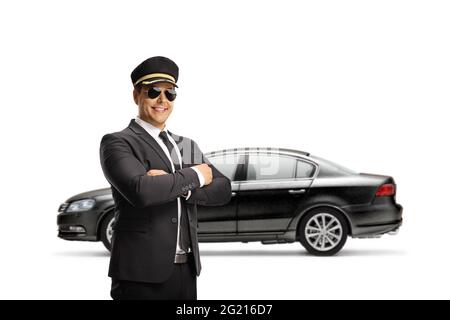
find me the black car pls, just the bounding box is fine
[57,147,403,256]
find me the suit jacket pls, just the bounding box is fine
[99,119,232,283]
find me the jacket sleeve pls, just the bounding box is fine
[185,140,232,206]
[100,133,201,208]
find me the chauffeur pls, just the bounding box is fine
[100,56,231,300]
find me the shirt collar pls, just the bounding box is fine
[135,116,168,140]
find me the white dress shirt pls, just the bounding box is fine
[135,116,204,256]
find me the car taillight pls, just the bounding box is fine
[375,183,396,197]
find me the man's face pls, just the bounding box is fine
[133,82,175,129]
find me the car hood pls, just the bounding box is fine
[66,187,112,202]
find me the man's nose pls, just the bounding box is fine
[158,91,167,103]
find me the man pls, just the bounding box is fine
[99,56,231,300]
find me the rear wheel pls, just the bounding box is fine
[100,212,115,252]
[298,208,348,256]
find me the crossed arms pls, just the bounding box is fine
[100,134,232,208]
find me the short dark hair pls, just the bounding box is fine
[134,84,143,92]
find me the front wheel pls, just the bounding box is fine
[100,213,115,252]
[298,208,348,256]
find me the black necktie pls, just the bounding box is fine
[159,131,181,171]
[159,131,191,252]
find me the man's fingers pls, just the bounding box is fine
[193,163,213,185]
[147,169,169,176]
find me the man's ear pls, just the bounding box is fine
[133,88,139,105]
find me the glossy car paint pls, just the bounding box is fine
[57,148,402,250]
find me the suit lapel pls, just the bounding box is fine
[128,119,173,172]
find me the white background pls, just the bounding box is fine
[0,0,449,299]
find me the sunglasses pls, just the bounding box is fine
[145,87,177,102]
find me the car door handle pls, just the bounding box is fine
[288,189,306,195]
[231,192,237,197]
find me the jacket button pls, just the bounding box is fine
[171,217,177,223]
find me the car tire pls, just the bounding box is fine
[298,208,348,256]
[100,212,115,252]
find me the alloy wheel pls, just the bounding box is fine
[304,213,343,252]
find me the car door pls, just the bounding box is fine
[197,152,244,236]
[237,152,315,234]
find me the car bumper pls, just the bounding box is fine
[57,210,99,242]
[343,200,403,237]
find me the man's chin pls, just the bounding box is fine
[152,115,168,123]
[140,115,166,127]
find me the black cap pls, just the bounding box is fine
[131,56,179,87]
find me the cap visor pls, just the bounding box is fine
[141,78,178,87]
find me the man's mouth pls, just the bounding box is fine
[152,106,168,113]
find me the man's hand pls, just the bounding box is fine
[147,164,212,186]
[193,163,213,186]
[147,168,189,198]
[147,169,168,176]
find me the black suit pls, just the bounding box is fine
[99,119,231,288]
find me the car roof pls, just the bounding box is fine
[205,147,358,176]
[205,147,310,158]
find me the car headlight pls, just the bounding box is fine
[66,199,96,212]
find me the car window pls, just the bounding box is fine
[296,160,315,178]
[310,155,357,175]
[208,154,243,181]
[247,154,297,180]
